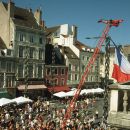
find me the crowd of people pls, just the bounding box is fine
[0,94,109,130]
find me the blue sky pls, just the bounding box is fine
[2,0,130,47]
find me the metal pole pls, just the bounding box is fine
[24,45,29,97]
[51,46,55,93]
[103,37,110,123]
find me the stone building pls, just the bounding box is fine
[108,81,130,129]
[46,24,101,88]
[0,1,46,98]
[0,37,16,97]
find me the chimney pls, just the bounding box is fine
[8,0,15,18]
[72,25,77,39]
[40,20,45,28]
[34,9,42,25]
[29,8,32,12]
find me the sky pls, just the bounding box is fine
[2,0,130,47]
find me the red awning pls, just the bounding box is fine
[48,86,70,93]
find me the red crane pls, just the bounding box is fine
[62,19,123,129]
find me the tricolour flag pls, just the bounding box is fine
[112,48,130,83]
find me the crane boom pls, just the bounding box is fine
[62,19,123,129]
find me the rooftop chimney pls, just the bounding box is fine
[34,9,42,25]
[8,0,15,18]
[72,25,77,39]
[40,20,45,28]
[29,8,32,12]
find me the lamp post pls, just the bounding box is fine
[86,36,111,123]
[103,37,110,121]
[51,45,56,93]
[24,45,29,97]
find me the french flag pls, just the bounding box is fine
[112,48,130,83]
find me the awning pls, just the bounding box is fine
[18,85,47,91]
[48,86,70,93]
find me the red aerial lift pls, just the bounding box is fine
[62,19,123,129]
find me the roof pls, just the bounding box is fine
[18,84,47,91]
[45,26,60,36]
[109,80,130,89]
[0,37,6,49]
[74,40,90,51]
[59,45,79,59]
[48,86,70,93]
[3,2,42,30]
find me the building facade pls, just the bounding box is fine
[0,1,46,97]
[46,24,101,88]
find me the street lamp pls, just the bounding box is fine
[24,45,29,97]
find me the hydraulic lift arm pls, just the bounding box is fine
[62,19,123,129]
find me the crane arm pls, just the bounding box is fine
[62,19,123,129]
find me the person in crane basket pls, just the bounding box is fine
[98,19,123,27]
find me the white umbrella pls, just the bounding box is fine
[80,89,90,95]
[65,89,77,97]
[94,88,104,93]
[12,96,33,105]
[53,91,67,98]
[0,98,16,107]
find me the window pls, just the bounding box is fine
[28,64,33,78]
[6,76,12,87]
[61,68,65,75]
[46,68,51,75]
[75,65,78,71]
[30,35,34,43]
[82,65,85,72]
[39,49,43,59]
[75,74,78,80]
[30,48,34,58]
[39,37,43,44]
[19,46,24,57]
[7,62,12,72]
[1,61,6,71]
[54,78,58,86]
[87,76,89,82]
[95,76,98,82]
[91,76,93,82]
[18,64,23,78]
[7,49,12,56]
[68,74,72,80]
[54,31,60,37]
[82,56,85,61]
[87,56,89,61]
[54,68,58,75]
[61,78,65,86]
[19,33,25,41]
[69,64,72,71]
[46,79,50,85]
[38,65,42,78]
[0,74,4,88]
